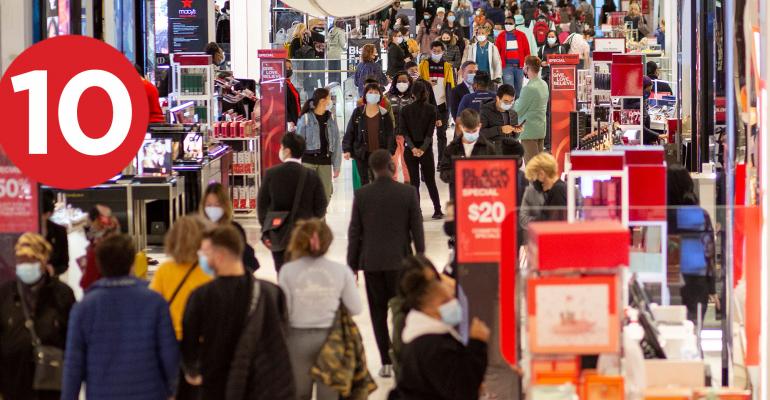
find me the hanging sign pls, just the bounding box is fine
[168,0,209,53]
[258,49,287,173]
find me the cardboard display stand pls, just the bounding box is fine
[258,49,287,174]
[565,151,630,227]
[547,53,580,173]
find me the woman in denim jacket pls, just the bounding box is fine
[296,88,342,201]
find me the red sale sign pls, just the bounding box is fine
[455,158,518,263]
[259,50,287,174]
[0,148,38,233]
[551,67,576,91]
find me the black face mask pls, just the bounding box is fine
[532,180,544,192]
[286,69,293,78]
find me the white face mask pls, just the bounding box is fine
[396,82,410,93]
[205,206,225,222]
[500,101,513,111]
[505,24,515,31]
[394,36,404,44]
[476,35,487,42]
[547,37,557,46]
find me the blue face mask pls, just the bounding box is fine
[365,93,381,105]
[465,73,476,85]
[493,29,502,37]
[198,254,215,277]
[439,299,463,326]
[16,262,43,285]
[463,130,480,143]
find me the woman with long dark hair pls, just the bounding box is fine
[296,88,342,202]
[343,83,396,184]
[387,30,412,78]
[200,183,259,272]
[387,71,416,183]
[399,80,444,219]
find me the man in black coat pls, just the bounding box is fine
[450,61,478,120]
[258,133,327,271]
[439,109,498,198]
[479,84,519,149]
[347,149,425,378]
[40,190,69,276]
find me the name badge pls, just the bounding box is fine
[507,40,518,50]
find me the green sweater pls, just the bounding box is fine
[514,76,550,140]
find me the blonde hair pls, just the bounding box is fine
[361,44,377,62]
[287,219,333,261]
[15,233,52,264]
[293,23,308,39]
[628,3,641,15]
[164,215,207,265]
[525,152,559,181]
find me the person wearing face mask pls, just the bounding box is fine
[406,61,438,106]
[450,61,478,119]
[624,2,649,42]
[79,206,122,290]
[456,70,497,114]
[387,29,411,78]
[347,150,426,378]
[343,83,397,185]
[399,80,444,219]
[417,8,444,56]
[390,267,490,400]
[444,12,466,55]
[327,20,347,84]
[526,152,567,221]
[440,30,462,70]
[398,27,420,62]
[0,233,75,400]
[296,88,343,202]
[354,44,387,98]
[451,0,473,38]
[473,8,487,32]
[461,25,502,81]
[480,83,520,148]
[515,55,550,163]
[258,134,328,271]
[439,109,497,197]
[182,226,295,400]
[495,15,532,96]
[538,30,565,83]
[388,71,416,183]
[418,41,456,164]
[62,234,179,400]
[200,183,259,273]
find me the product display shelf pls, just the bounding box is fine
[588,52,617,150]
[169,54,215,130]
[218,134,260,215]
[609,54,646,145]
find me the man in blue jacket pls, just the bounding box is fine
[456,71,497,116]
[62,234,179,400]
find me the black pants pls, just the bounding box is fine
[365,270,402,365]
[355,154,373,186]
[272,250,286,273]
[404,146,442,213]
[436,106,449,165]
[681,274,710,323]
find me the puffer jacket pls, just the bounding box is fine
[343,105,396,160]
[311,306,377,400]
[296,111,343,172]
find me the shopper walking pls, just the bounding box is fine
[258,133,328,271]
[461,26,502,82]
[286,60,301,131]
[456,70,497,114]
[296,88,343,202]
[0,233,75,400]
[343,83,397,185]
[79,206,121,290]
[450,61,478,119]
[495,16,531,96]
[201,182,259,272]
[419,40,456,163]
[440,109,498,196]
[624,2,649,42]
[391,268,489,400]
[327,20,348,85]
[279,219,363,400]
[387,30,412,78]
[400,80,444,218]
[416,9,441,57]
[354,44,388,98]
[480,83,519,149]
[440,30,463,71]
[150,215,213,340]
[451,0,474,38]
[347,149,425,378]
[515,56,550,163]
[387,71,417,183]
[666,165,718,323]
[39,191,69,276]
[183,225,294,400]
[289,23,312,58]
[444,11,467,56]
[526,152,567,221]
[576,0,595,27]
[62,234,179,400]
[538,30,566,83]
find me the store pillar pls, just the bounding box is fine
[258,49,287,173]
[547,54,580,173]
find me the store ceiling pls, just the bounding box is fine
[281,0,391,17]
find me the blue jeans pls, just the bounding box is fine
[502,64,524,97]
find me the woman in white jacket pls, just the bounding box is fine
[461,25,503,82]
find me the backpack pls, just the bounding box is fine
[533,18,551,46]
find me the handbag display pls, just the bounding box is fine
[261,167,307,252]
[17,281,64,391]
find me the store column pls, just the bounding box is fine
[547,54,579,172]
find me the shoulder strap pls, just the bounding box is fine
[16,281,42,346]
[288,167,308,223]
[168,262,198,305]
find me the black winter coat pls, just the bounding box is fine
[479,99,519,145]
[44,220,69,275]
[438,135,498,185]
[226,280,295,400]
[0,277,75,400]
[387,43,408,78]
[392,334,488,400]
[343,105,397,160]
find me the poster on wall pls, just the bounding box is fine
[0,147,38,282]
[347,38,381,69]
[168,0,209,53]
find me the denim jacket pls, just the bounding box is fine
[296,111,343,172]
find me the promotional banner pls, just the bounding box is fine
[168,0,209,53]
[548,54,579,173]
[347,38,381,70]
[0,148,37,234]
[454,157,518,364]
[258,49,287,173]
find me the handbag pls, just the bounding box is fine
[17,281,64,391]
[262,167,308,252]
